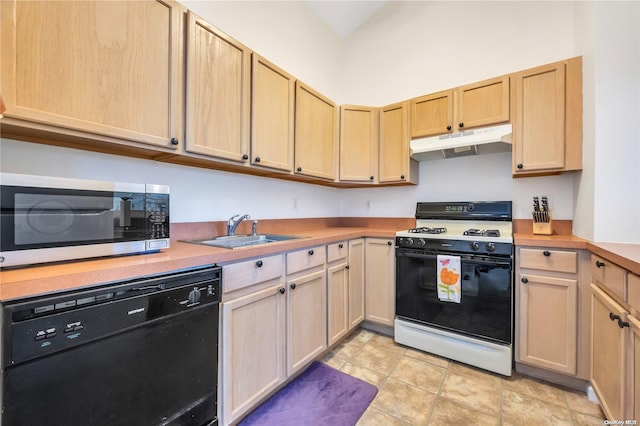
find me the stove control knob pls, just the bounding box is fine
[405,238,414,247]
[470,242,479,251]
[417,239,426,247]
[485,242,496,252]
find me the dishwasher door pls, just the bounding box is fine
[1,266,220,426]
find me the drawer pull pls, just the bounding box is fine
[345,265,350,270]
[290,283,296,290]
[543,250,551,257]
[338,243,343,249]
[596,260,605,268]
[387,241,393,246]
[618,320,630,329]
[308,250,314,256]
[256,260,263,268]
[609,312,620,322]
[279,287,285,295]
[521,277,529,284]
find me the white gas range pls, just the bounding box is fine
[394,201,514,376]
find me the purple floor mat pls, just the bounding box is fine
[238,361,378,426]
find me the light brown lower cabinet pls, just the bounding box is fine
[348,239,365,329]
[365,238,395,326]
[590,283,629,420]
[630,315,640,420]
[221,281,286,425]
[287,269,327,376]
[518,273,577,374]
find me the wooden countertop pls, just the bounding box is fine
[588,241,640,276]
[514,233,589,249]
[0,226,399,301]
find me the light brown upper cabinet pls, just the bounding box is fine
[410,76,510,138]
[512,56,582,175]
[339,105,379,183]
[251,54,295,172]
[185,12,251,163]
[379,102,419,184]
[0,0,183,150]
[294,82,338,181]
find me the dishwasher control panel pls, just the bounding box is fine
[2,265,221,367]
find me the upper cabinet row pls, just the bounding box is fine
[408,57,583,176]
[0,0,416,187]
[1,0,580,183]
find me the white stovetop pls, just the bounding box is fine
[396,220,513,243]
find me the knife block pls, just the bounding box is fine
[533,219,553,235]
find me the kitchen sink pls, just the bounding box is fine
[183,234,306,249]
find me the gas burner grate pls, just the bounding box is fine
[463,229,501,237]
[408,227,448,234]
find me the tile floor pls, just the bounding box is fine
[322,328,605,426]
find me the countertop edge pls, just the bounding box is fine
[587,242,640,276]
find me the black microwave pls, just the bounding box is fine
[0,173,169,268]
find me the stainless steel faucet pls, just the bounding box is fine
[227,214,250,236]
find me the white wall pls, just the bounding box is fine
[0,139,340,223]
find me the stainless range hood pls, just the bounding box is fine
[410,123,512,161]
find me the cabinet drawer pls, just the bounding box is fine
[223,254,284,293]
[519,248,577,273]
[287,245,326,275]
[327,241,347,263]
[628,273,640,311]
[591,255,627,301]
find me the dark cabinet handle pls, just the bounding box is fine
[308,250,314,256]
[255,157,261,163]
[446,125,452,131]
[387,241,392,246]
[596,261,605,268]
[345,265,350,270]
[543,250,551,257]
[609,312,620,322]
[296,167,302,172]
[242,154,249,160]
[256,260,263,268]
[521,277,529,284]
[458,122,464,128]
[338,243,343,249]
[517,164,523,169]
[370,176,374,181]
[618,320,630,329]
[290,283,296,290]
[279,287,285,295]
[400,175,405,180]
[170,137,179,145]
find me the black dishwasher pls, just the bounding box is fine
[1,265,221,426]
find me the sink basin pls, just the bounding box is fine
[184,234,306,249]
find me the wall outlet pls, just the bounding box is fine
[366,200,372,210]
[292,197,298,211]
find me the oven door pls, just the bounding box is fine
[395,249,512,345]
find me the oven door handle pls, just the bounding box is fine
[396,251,511,268]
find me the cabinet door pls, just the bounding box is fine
[186,12,251,162]
[630,315,640,421]
[379,102,416,183]
[518,274,577,374]
[0,0,182,149]
[294,82,338,180]
[287,270,327,376]
[591,283,628,420]
[457,76,510,130]
[409,90,454,138]
[221,283,286,425]
[339,105,378,183]
[327,263,349,346]
[365,238,395,326]
[251,54,295,172]
[512,62,566,173]
[348,238,365,329]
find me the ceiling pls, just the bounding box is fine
[305,1,389,39]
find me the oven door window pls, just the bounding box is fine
[396,251,512,345]
[1,186,146,251]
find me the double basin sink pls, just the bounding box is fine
[184,234,305,249]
